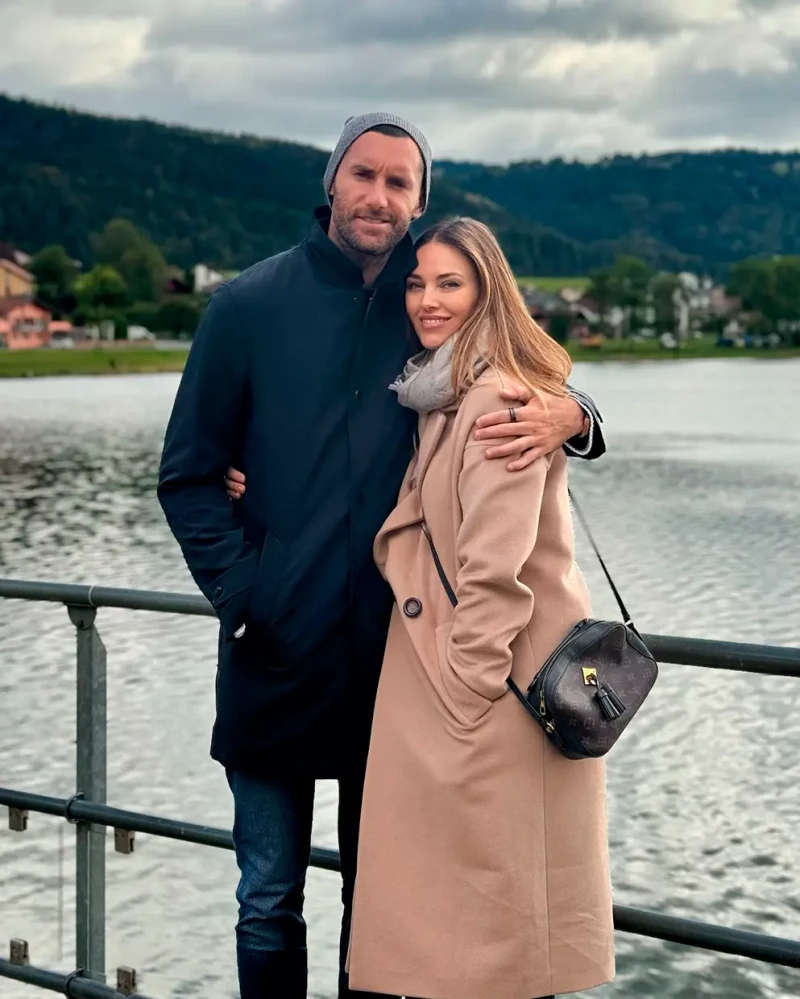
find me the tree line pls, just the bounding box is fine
[573,254,800,345]
[29,213,800,345]
[29,219,202,337]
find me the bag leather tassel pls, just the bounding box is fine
[596,681,625,721]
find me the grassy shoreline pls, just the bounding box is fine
[567,339,800,363]
[1,342,799,378]
[0,348,190,378]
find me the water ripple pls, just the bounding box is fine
[1,362,799,998]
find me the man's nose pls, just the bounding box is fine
[364,179,389,211]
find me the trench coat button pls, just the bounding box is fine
[403,597,422,618]
[213,585,223,598]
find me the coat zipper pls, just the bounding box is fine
[361,288,376,332]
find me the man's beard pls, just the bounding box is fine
[331,205,408,258]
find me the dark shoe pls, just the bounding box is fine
[237,945,307,999]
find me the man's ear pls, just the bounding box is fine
[411,202,424,221]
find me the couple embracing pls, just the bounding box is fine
[158,113,614,999]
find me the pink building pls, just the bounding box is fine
[0,297,53,349]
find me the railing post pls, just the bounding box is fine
[67,605,107,983]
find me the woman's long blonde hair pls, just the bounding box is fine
[415,217,571,398]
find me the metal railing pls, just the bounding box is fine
[1,575,799,998]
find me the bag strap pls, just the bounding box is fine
[421,491,638,635]
[423,521,535,709]
[566,488,639,636]
[421,522,458,608]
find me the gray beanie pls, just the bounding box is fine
[324,112,432,212]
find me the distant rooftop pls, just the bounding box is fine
[0,242,31,268]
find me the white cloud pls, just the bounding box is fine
[0,7,148,89]
[0,0,798,160]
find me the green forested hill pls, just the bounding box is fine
[0,94,590,276]
[1,93,799,276]
[0,94,325,270]
[437,151,800,271]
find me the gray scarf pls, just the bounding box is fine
[389,340,455,414]
[390,339,488,414]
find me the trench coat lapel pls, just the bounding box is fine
[375,410,448,542]
[415,410,448,489]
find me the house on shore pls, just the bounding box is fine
[193,263,225,295]
[0,298,53,349]
[0,240,79,348]
[0,242,31,269]
[0,257,34,298]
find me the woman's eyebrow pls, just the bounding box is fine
[406,271,464,281]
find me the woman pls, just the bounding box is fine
[345,217,613,999]
[229,217,614,999]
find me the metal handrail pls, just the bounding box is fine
[0,958,156,999]
[2,786,799,971]
[2,575,799,997]
[0,578,212,618]
[0,787,335,874]
[2,576,799,676]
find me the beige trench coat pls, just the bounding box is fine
[347,371,614,999]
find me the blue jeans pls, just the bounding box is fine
[227,770,395,999]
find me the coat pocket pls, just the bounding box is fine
[434,622,493,727]
[248,531,286,630]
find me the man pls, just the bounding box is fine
[158,112,605,999]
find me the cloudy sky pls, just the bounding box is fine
[2,0,799,162]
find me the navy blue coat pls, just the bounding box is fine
[158,208,605,777]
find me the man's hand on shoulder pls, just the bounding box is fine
[473,384,585,471]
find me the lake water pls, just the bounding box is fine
[1,359,799,999]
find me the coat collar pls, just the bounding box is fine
[304,206,418,289]
[415,410,448,490]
